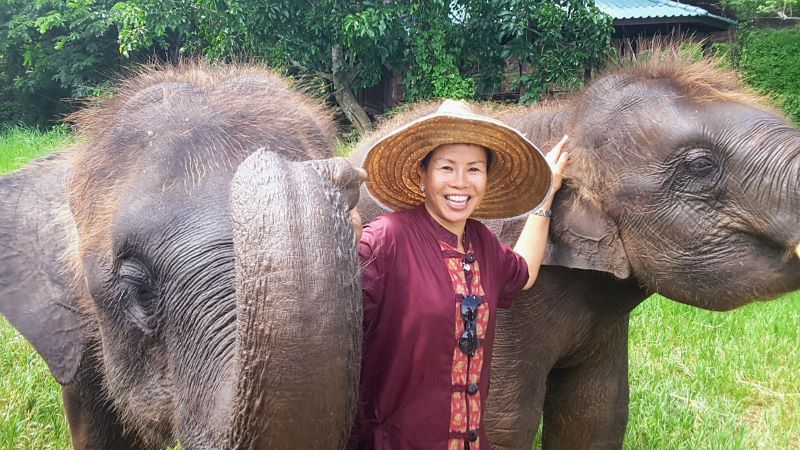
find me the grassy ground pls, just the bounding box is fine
[0,126,72,173]
[1,128,798,448]
[626,293,800,449]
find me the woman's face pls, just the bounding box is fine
[418,143,488,235]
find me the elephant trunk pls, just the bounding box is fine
[227,150,362,449]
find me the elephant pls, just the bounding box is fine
[351,49,800,449]
[0,64,365,449]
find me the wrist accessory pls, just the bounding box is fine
[531,208,552,217]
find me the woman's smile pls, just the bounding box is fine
[444,194,470,209]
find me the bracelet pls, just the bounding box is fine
[531,208,552,217]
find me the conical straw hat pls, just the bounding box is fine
[362,100,553,219]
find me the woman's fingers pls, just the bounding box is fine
[545,135,569,165]
[546,136,570,193]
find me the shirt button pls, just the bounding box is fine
[467,383,479,395]
[468,430,478,441]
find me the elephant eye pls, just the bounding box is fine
[687,155,716,176]
[119,260,154,297]
[118,259,159,333]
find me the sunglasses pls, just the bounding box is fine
[458,294,482,357]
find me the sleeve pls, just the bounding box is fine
[359,219,391,326]
[497,243,529,309]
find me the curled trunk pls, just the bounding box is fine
[228,150,362,449]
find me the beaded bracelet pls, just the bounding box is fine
[531,208,552,217]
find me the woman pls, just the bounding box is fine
[350,100,569,450]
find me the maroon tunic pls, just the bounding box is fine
[349,204,528,449]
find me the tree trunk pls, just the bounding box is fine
[331,45,373,134]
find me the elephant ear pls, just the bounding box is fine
[544,186,631,279]
[499,186,631,279]
[0,153,85,385]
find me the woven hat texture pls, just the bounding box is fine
[362,100,552,219]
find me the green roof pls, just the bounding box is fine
[596,0,737,26]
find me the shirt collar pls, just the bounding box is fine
[409,203,472,251]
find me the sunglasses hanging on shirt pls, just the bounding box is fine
[458,294,482,357]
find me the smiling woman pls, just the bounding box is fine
[349,100,568,450]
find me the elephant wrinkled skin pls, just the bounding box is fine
[352,51,800,449]
[0,64,364,449]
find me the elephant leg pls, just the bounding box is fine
[541,319,630,450]
[62,354,148,449]
[484,362,547,449]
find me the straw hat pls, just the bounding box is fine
[362,99,553,219]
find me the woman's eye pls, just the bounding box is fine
[439,166,453,172]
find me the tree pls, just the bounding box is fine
[1,0,613,131]
[0,0,123,125]
[111,0,410,133]
[461,0,613,103]
[722,0,800,21]
[108,0,614,130]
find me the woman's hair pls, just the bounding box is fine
[419,145,494,172]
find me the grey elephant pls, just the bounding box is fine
[352,51,800,449]
[0,64,364,448]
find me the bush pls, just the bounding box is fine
[737,26,800,125]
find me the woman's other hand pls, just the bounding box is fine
[545,135,570,193]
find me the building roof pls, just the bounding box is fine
[596,0,737,29]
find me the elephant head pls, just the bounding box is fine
[500,53,800,311]
[0,64,364,448]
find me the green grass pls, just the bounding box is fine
[0,317,70,449]
[0,126,72,173]
[626,293,800,449]
[1,128,799,448]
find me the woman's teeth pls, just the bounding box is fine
[445,194,468,205]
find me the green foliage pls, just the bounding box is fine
[0,125,72,173]
[737,26,800,125]
[462,0,614,104]
[0,0,125,126]
[0,0,613,127]
[722,0,799,22]
[403,1,475,101]
[709,42,734,69]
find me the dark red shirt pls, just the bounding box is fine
[349,204,528,449]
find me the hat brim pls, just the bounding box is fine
[363,111,553,220]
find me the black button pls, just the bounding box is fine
[467,383,479,395]
[465,253,476,263]
[468,430,478,441]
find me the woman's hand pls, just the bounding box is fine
[514,135,570,290]
[545,135,570,194]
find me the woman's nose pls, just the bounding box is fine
[450,169,468,187]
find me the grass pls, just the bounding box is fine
[0,126,72,173]
[626,292,800,449]
[1,127,799,448]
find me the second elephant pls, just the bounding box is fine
[352,50,800,449]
